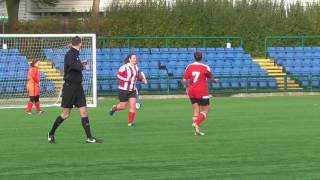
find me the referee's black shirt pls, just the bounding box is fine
[64,47,83,84]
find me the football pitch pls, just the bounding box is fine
[1,96,320,180]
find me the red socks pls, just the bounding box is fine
[128,112,135,124]
[195,112,207,126]
[27,101,41,112]
[35,102,41,112]
[27,101,33,112]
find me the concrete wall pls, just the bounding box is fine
[29,0,98,13]
[0,0,106,20]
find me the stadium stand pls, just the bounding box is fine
[267,47,320,88]
[44,48,92,93]
[44,47,277,92]
[0,49,29,95]
[95,48,277,91]
[0,49,55,96]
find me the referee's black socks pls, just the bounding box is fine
[49,116,64,136]
[81,117,93,139]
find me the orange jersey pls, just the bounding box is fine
[27,67,40,96]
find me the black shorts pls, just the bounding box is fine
[119,90,136,102]
[190,98,210,106]
[61,83,86,108]
[29,96,39,103]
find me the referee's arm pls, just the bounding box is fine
[66,54,83,71]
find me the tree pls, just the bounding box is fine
[92,0,100,16]
[5,0,20,32]
[5,0,59,32]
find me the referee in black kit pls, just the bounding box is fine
[48,36,102,144]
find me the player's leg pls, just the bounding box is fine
[79,106,92,139]
[79,106,102,143]
[48,83,73,143]
[77,85,102,143]
[111,102,128,113]
[191,101,202,135]
[128,97,137,127]
[26,96,35,114]
[34,95,43,113]
[48,108,71,143]
[193,99,210,136]
[195,105,210,126]
[192,102,200,123]
[110,90,129,116]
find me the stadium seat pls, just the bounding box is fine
[221,80,230,88]
[249,80,258,88]
[159,80,169,90]
[87,47,280,92]
[170,80,179,90]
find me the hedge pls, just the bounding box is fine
[14,0,320,56]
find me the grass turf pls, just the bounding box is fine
[0,96,320,179]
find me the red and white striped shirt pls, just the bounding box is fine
[117,64,143,91]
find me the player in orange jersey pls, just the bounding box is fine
[26,59,43,114]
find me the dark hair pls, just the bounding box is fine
[72,36,82,46]
[30,59,40,67]
[123,53,136,64]
[194,51,202,62]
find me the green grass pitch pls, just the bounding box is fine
[1,96,320,180]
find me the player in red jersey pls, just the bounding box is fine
[183,52,219,136]
[109,54,147,127]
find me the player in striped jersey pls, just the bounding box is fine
[109,54,147,127]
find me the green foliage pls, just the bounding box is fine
[16,0,320,56]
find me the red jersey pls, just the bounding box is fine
[117,64,143,91]
[183,62,212,99]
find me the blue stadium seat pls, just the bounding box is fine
[141,83,149,90]
[188,48,197,52]
[249,80,258,88]
[230,80,240,88]
[149,80,159,90]
[151,48,160,53]
[221,80,230,88]
[170,80,179,90]
[212,82,220,89]
[149,69,159,77]
[206,48,215,52]
[159,70,168,77]
[159,48,169,52]
[268,79,277,88]
[239,80,248,88]
[159,80,168,90]
[258,79,268,88]
[101,84,110,91]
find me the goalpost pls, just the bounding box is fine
[0,34,97,109]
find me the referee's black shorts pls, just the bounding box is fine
[61,82,86,108]
[119,89,136,102]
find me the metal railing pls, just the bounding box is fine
[97,75,320,96]
[97,36,243,49]
[265,35,320,56]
